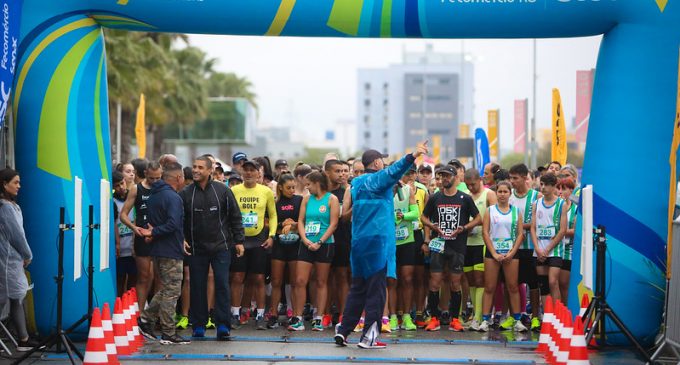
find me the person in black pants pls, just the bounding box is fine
[179,156,245,340]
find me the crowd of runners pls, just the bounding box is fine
[110,148,581,347]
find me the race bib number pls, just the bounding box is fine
[242,212,258,228]
[118,222,133,236]
[395,225,409,240]
[305,221,321,236]
[412,220,421,231]
[493,238,512,254]
[428,237,445,253]
[538,225,556,240]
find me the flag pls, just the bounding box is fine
[432,135,442,164]
[668,49,680,279]
[135,94,146,158]
[488,110,499,160]
[551,88,567,165]
[474,128,490,176]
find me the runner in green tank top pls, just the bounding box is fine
[557,177,578,306]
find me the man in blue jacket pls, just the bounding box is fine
[136,162,191,345]
[335,141,429,349]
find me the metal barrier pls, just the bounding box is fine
[648,221,680,364]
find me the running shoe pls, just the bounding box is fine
[322,314,333,328]
[401,314,417,331]
[389,315,399,332]
[231,314,241,330]
[206,317,216,329]
[267,315,280,329]
[216,324,231,341]
[500,317,516,331]
[530,317,541,332]
[425,317,440,331]
[256,316,266,330]
[357,338,387,349]
[514,319,528,332]
[448,318,464,332]
[415,316,428,329]
[137,318,157,340]
[381,318,391,333]
[176,315,189,330]
[334,333,348,347]
[478,320,490,332]
[287,308,294,319]
[240,309,250,325]
[354,318,365,332]
[287,317,305,331]
[468,318,481,331]
[192,326,205,338]
[160,333,190,345]
[312,319,324,331]
[15,338,45,352]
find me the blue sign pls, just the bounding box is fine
[474,128,490,176]
[0,0,21,129]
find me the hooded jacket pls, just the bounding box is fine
[350,153,415,278]
[179,180,244,255]
[0,200,32,302]
[148,180,184,260]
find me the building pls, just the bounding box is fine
[357,45,474,162]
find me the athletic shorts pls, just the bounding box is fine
[272,239,300,262]
[297,243,335,264]
[536,256,564,268]
[561,259,572,271]
[231,246,269,274]
[331,240,351,268]
[133,236,152,257]
[518,249,538,288]
[116,256,137,275]
[183,255,191,267]
[464,245,485,272]
[429,250,465,274]
[396,241,424,266]
[484,249,519,260]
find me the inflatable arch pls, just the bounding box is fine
[14,0,680,343]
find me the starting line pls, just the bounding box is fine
[42,353,537,364]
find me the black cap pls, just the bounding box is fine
[407,164,417,173]
[275,159,288,167]
[241,160,260,170]
[435,165,457,176]
[232,152,247,164]
[362,149,388,167]
[447,159,464,170]
[418,164,433,173]
[228,173,243,182]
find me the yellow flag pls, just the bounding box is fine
[135,94,146,158]
[668,50,680,279]
[459,124,470,138]
[488,110,499,160]
[551,89,567,165]
[432,135,442,164]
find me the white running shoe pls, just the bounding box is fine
[468,319,481,331]
[478,320,490,332]
[514,319,528,332]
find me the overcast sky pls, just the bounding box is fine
[189,34,602,153]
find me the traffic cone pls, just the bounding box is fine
[579,294,598,348]
[83,308,108,365]
[579,294,589,318]
[112,297,130,356]
[123,293,137,353]
[548,302,563,365]
[537,295,554,354]
[128,290,143,347]
[100,303,120,365]
[567,316,590,365]
[556,311,573,365]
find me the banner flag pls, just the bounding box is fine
[135,94,146,158]
[551,88,567,165]
[488,109,499,160]
[474,128,490,176]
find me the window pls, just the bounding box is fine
[364,131,371,139]
[364,83,371,91]
[409,95,422,102]
[364,99,371,107]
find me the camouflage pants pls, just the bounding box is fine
[141,257,182,336]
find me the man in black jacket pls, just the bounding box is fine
[180,155,245,340]
[137,162,191,345]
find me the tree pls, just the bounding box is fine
[207,72,258,110]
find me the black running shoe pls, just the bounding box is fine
[137,318,157,340]
[160,333,190,345]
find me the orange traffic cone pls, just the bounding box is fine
[567,316,590,365]
[579,294,598,348]
[547,302,563,365]
[556,311,573,365]
[123,293,137,353]
[112,298,130,356]
[83,308,108,365]
[100,303,120,365]
[579,294,589,318]
[537,296,554,354]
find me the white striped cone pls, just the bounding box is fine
[568,317,590,365]
[113,298,130,356]
[130,291,143,346]
[83,308,108,365]
[123,293,137,352]
[548,304,563,364]
[557,314,573,365]
[100,303,120,365]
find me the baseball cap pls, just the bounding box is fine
[241,160,260,170]
[228,173,243,182]
[361,149,388,167]
[418,164,433,173]
[435,165,457,176]
[407,164,417,173]
[447,159,465,170]
[275,159,288,167]
[232,152,247,164]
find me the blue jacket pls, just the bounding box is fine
[350,154,416,278]
[148,180,185,260]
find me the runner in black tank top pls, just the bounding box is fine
[134,183,153,257]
